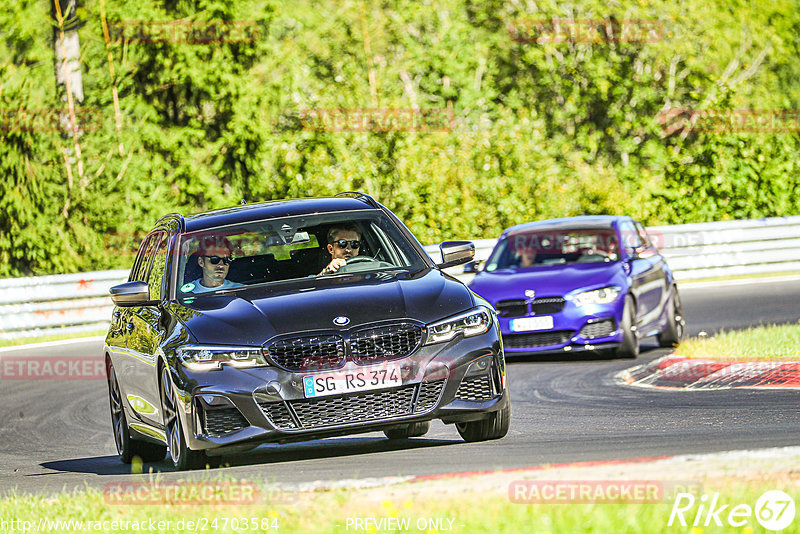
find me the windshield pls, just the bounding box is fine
[175,210,426,296]
[485,228,620,271]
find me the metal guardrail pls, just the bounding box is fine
[2,216,799,340]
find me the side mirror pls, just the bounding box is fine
[110,281,156,307]
[437,241,475,269]
[462,259,484,273]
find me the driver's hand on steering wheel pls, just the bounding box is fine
[319,258,347,275]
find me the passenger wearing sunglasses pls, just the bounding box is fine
[189,241,244,293]
[319,225,362,276]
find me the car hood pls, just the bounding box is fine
[171,269,474,345]
[468,262,627,303]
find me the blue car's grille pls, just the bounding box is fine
[496,297,566,317]
[495,299,528,317]
[531,297,565,314]
[504,330,572,348]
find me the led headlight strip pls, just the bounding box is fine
[425,306,493,345]
[177,346,267,371]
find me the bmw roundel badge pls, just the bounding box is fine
[333,316,350,326]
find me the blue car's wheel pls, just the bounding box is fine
[616,295,639,359]
[160,366,207,470]
[658,288,685,347]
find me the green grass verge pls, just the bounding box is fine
[0,479,793,533]
[0,330,107,349]
[677,322,800,361]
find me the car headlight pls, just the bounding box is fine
[571,286,621,307]
[425,307,493,345]
[176,346,268,371]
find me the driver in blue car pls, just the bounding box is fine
[319,225,361,275]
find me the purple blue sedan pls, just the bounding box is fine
[467,216,684,358]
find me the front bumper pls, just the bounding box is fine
[167,330,507,451]
[499,298,625,356]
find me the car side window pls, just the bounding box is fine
[147,232,169,300]
[619,221,643,254]
[129,234,156,282]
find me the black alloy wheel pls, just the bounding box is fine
[456,404,510,442]
[383,421,430,439]
[160,366,206,470]
[108,364,165,463]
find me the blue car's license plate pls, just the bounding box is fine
[510,316,554,332]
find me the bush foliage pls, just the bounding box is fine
[2,0,799,276]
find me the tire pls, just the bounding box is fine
[383,421,430,439]
[108,364,165,464]
[456,404,510,442]
[657,288,685,347]
[615,295,639,359]
[160,366,207,470]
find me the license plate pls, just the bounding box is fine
[510,316,554,332]
[302,363,402,398]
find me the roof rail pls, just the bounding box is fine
[334,191,380,209]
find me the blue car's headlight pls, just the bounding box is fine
[425,307,493,345]
[571,286,621,307]
[177,346,268,371]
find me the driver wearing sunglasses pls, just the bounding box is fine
[319,225,361,276]
[189,239,244,293]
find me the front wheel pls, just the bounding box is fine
[615,295,639,359]
[384,421,430,439]
[160,366,207,470]
[108,364,165,464]
[657,289,685,347]
[456,405,510,442]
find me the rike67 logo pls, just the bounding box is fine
[668,490,795,531]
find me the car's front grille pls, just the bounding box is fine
[495,299,528,317]
[531,297,565,314]
[257,380,446,430]
[202,407,248,437]
[290,385,417,428]
[579,319,616,339]
[456,375,494,401]
[350,323,423,364]
[259,401,298,429]
[265,335,346,372]
[504,330,572,348]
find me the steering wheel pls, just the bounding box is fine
[345,255,378,265]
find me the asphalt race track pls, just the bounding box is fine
[1,277,799,495]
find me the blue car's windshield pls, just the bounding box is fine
[485,229,619,271]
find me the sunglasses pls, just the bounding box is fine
[203,255,232,265]
[333,239,361,249]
